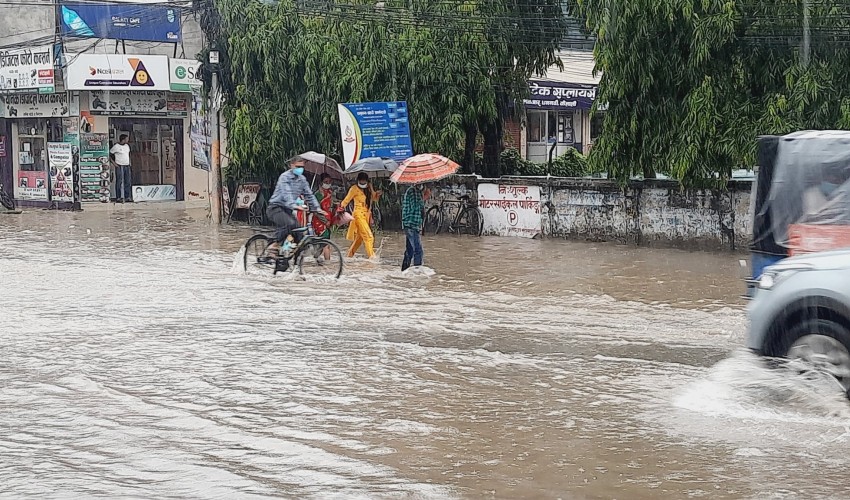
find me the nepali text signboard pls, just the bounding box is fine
[0,93,78,118]
[338,101,413,169]
[0,45,55,94]
[79,133,110,202]
[65,53,170,91]
[477,183,542,238]
[60,3,181,43]
[170,58,202,92]
[88,90,187,116]
[47,142,74,202]
[523,81,596,111]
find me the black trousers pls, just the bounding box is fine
[266,205,298,244]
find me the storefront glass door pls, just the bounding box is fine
[109,118,183,201]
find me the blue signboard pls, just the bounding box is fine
[338,101,414,169]
[60,3,182,43]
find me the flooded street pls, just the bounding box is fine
[2,206,848,499]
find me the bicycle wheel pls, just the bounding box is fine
[423,206,442,235]
[295,238,344,279]
[243,234,273,272]
[0,189,15,211]
[458,207,484,236]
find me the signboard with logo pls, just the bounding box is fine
[65,53,170,91]
[234,183,262,209]
[477,183,542,238]
[87,90,187,116]
[337,101,413,169]
[79,133,110,202]
[0,93,78,118]
[523,81,597,111]
[0,45,55,94]
[47,142,74,202]
[60,3,181,43]
[169,58,202,92]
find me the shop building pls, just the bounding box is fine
[516,50,604,164]
[0,47,209,206]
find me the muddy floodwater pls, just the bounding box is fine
[2,206,849,499]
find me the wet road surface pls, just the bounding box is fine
[1,206,849,499]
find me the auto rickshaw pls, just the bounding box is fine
[746,131,850,295]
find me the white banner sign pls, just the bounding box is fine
[132,184,176,202]
[0,45,55,94]
[170,58,202,92]
[477,183,542,238]
[48,142,74,202]
[65,53,170,91]
[0,93,78,118]
[87,90,187,116]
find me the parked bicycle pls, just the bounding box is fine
[242,214,344,278]
[423,194,483,236]
[0,183,15,211]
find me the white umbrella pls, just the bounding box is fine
[345,157,399,179]
[291,151,344,180]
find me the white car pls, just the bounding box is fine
[747,249,850,395]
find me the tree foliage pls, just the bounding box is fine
[194,0,567,182]
[579,0,850,185]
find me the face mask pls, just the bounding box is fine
[322,183,332,190]
[358,182,368,189]
[293,167,304,176]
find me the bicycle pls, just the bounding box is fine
[0,183,15,211]
[423,194,484,236]
[242,213,344,278]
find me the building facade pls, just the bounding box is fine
[0,0,209,208]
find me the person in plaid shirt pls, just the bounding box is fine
[401,183,429,271]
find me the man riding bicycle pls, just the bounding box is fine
[266,158,328,258]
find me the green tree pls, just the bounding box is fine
[194,0,568,181]
[579,0,850,185]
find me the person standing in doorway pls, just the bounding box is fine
[401,183,428,271]
[110,134,132,203]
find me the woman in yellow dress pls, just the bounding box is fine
[339,172,378,259]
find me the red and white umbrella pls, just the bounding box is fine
[390,154,460,184]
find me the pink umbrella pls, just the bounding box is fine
[390,154,460,184]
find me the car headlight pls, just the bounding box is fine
[758,263,814,290]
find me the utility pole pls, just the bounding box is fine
[209,50,223,224]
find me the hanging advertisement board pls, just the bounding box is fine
[190,87,210,170]
[87,90,187,116]
[337,101,413,169]
[170,58,202,92]
[0,93,78,118]
[79,132,110,202]
[60,3,181,43]
[477,183,542,238]
[65,53,170,91]
[0,45,55,94]
[47,142,74,202]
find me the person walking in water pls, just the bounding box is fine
[339,172,376,259]
[110,134,132,203]
[401,183,428,271]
